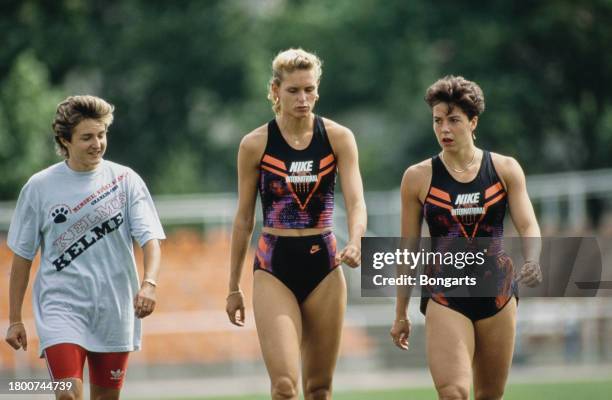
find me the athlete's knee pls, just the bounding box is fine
[437,383,470,400]
[304,382,332,400]
[474,387,504,400]
[92,392,120,400]
[56,391,80,400]
[271,376,298,399]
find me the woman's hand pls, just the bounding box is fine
[134,281,157,319]
[226,290,246,327]
[390,317,411,351]
[5,322,28,351]
[338,241,361,268]
[516,260,542,287]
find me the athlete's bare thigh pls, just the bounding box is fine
[253,270,302,399]
[472,297,517,400]
[300,267,346,400]
[426,299,475,400]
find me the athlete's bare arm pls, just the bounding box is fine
[324,119,366,268]
[5,254,33,351]
[134,239,161,319]
[492,153,542,287]
[226,126,267,326]
[390,161,431,350]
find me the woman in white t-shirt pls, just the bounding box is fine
[5,95,165,400]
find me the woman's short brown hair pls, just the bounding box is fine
[52,95,114,158]
[425,75,485,120]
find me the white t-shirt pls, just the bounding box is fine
[7,160,165,356]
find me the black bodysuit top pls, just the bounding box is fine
[258,116,336,229]
[424,150,507,240]
[422,150,516,304]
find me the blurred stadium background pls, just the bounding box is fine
[1,1,611,399]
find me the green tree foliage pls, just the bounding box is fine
[0,51,61,198]
[0,0,611,198]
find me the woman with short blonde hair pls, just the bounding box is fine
[227,48,367,400]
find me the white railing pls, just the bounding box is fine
[1,168,610,232]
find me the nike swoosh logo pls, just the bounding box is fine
[310,245,321,254]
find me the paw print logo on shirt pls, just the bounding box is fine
[49,205,71,224]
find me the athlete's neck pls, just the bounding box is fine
[276,113,314,137]
[441,146,480,171]
[66,158,101,172]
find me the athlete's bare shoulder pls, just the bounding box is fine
[402,158,432,202]
[320,117,354,152]
[239,123,268,160]
[321,117,352,136]
[490,151,519,168]
[490,152,523,189]
[403,158,432,185]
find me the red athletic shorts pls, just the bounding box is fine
[44,343,129,389]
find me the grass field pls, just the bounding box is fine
[165,380,612,400]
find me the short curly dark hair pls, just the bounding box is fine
[52,95,114,158]
[425,75,485,120]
